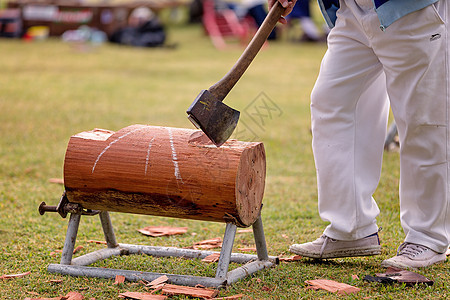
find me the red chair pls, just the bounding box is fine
[202,0,252,49]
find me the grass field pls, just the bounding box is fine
[0,20,449,299]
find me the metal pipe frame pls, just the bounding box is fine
[60,213,81,265]
[99,211,118,248]
[48,212,277,288]
[215,223,237,279]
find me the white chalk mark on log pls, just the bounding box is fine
[145,137,155,175]
[167,127,183,183]
[92,126,146,173]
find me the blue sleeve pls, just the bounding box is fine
[318,0,340,28]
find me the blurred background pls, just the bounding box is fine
[0,0,329,46]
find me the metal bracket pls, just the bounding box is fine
[45,210,277,288]
[39,192,100,218]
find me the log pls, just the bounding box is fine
[63,125,266,227]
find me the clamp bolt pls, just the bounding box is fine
[39,202,58,215]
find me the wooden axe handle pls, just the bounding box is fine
[208,2,286,101]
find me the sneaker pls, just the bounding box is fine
[380,242,446,270]
[289,233,381,259]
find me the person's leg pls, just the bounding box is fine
[311,0,388,241]
[374,1,450,268]
[290,0,389,258]
[288,0,322,41]
[299,17,322,41]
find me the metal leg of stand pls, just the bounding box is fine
[215,223,237,280]
[60,213,81,265]
[50,213,275,287]
[384,122,398,150]
[252,216,269,261]
[99,211,118,248]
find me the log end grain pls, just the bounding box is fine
[235,143,265,226]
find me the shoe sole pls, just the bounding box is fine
[290,245,381,259]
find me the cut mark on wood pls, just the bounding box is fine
[167,127,183,183]
[74,128,114,141]
[92,126,147,173]
[188,131,215,146]
[145,137,155,175]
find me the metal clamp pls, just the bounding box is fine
[39,192,100,218]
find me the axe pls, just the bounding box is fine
[187,2,287,146]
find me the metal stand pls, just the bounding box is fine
[47,211,278,288]
[384,122,398,150]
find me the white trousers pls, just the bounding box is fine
[311,0,450,253]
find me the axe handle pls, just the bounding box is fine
[208,1,286,101]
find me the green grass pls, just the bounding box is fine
[0,22,448,300]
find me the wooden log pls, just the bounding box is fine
[63,125,266,227]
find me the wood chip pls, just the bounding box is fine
[236,229,253,234]
[27,292,84,300]
[202,253,221,263]
[49,178,64,184]
[50,250,63,257]
[87,240,107,244]
[73,246,84,254]
[193,237,222,250]
[162,284,219,299]
[279,255,302,262]
[147,275,168,287]
[238,247,256,252]
[373,267,434,286]
[51,246,82,256]
[212,294,245,299]
[114,275,126,285]
[24,297,63,300]
[137,226,188,237]
[194,237,222,245]
[305,279,360,295]
[119,292,167,300]
[193,244,222,250]
[47,279,63,284]
[65,292,84,300]
[149,284,165,293]
[0,271,31,280]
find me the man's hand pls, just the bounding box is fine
[268,0,298,24]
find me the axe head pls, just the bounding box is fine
[186,89,240,147]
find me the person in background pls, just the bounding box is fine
[189,0,204,23]
[189,0,277,39]
[271,0,450,270]
[286,0,327,42]
[110,7,166,47]
[231,0,278,39]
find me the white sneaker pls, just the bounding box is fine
[289,233,381,259]
[381,242,446,270]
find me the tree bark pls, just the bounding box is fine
[63,124,266,227]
